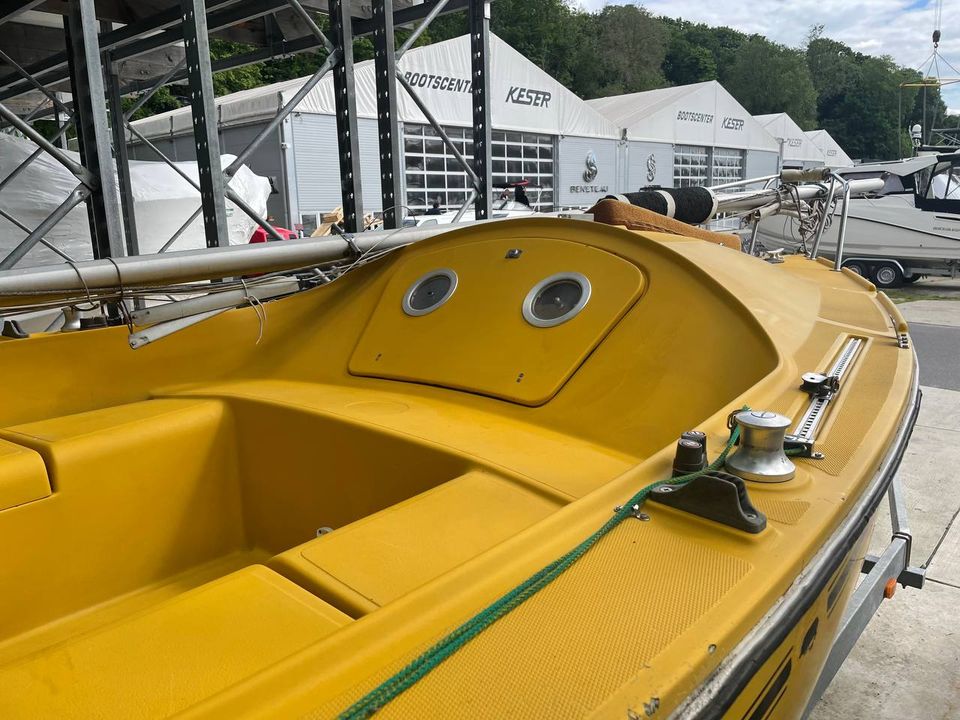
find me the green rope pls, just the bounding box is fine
[338,419,745,720]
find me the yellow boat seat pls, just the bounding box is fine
[0,398,244,642]
[0,437,49,511]
[0,565,351,719]
[270,470,563,615]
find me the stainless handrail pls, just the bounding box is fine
[809,174,837,260]
[833,174,853,271]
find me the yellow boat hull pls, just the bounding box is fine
[0,218,917,718]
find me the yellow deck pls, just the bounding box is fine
[0,219,915,718]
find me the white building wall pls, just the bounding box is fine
[745,150,781,183]
[555,136,620,208]
[289,114,383,222]
[626,141,674,189]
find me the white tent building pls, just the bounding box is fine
[129,34,622,230]
[754,113,824,169]
[805,129,854,167]
[586,81,781,190]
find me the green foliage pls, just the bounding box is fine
[208,39,264,95]
[725,37,818,128]
[581,5,668,97]
[805,35,948,160]
[661,18,746,86]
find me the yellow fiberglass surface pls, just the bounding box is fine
[0,218,916,719]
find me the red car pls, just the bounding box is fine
[249,225,298,243]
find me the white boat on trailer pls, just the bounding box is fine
[753,153,960,287]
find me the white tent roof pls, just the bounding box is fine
[755,113,824,164]
[805,129,854,167]
[131,34,620,140]
[586,81,780,152]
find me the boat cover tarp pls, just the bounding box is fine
[585,81,780,152]
[0,134,272,268]
[130,35,621,140]
[755,113,825,165]
[837,155,939,177]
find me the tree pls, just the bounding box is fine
[583,5,668,97]
[725,37,817,128]
[663,36,718,87]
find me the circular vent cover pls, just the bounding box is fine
[402,269,458,316]
[523,272,591,327]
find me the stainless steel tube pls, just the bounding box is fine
[833,178,853,271]
[0,223,479,305]
[746,218,761,256]
[809,175,837,260]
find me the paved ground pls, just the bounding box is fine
[911,323,960,391]
[812,283,960,719]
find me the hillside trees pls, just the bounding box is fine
[725,37,818,128]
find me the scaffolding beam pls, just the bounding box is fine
[107,58,139,256]
[372,0,404,229]
[330,0,364,233]
[179,0,228,248]
[0,0,494,276]
[469,0,492,220]
[66,0,125,260]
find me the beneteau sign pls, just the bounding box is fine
[570,151,608,193]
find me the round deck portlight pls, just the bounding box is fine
[523,272,591,327]
[402,269,458,316]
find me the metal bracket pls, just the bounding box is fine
[861,552,925,590]
[801,473,925,718]
[783,435,824,459]
[760,247,785,264]
[331,225,361,259]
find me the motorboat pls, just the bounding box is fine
[753,153,960,287]
[0,195,920,718]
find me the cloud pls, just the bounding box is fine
[578,0,960,110]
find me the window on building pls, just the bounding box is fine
[491,130,554,211]
[711,147,745,185]
[673,146,745,188]
[673,145,710,187]
[403,124,555,214]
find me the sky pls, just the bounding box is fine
[580,0,960,114]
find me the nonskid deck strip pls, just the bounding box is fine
[335,422,745,719]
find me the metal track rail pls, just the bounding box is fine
[789,337,863,446]
[672,357,922,719]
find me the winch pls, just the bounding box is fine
[725,410,796,483]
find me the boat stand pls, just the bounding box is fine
[801,475,926,717]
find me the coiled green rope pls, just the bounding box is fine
[339,420,745,719]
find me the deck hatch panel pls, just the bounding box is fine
[349,237,645,406]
